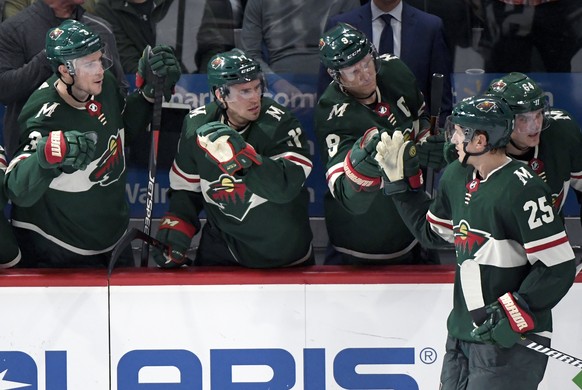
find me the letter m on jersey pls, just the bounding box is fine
[266,105,285,121]
[35,102,60,119]
[327,103,349,120]
[513,166,534,186]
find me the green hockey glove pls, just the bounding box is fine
[36,130,97,171]
[343,127,382,192]
[416,133,447,170]
[471,292,536,348]
[375,130,423,195]
[152,213,197,268]
[444,141,459,164]
[136,45,182,102]
[197,122,262,175]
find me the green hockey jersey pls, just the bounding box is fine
[6,72,151,258]
[168,98,313,267]
[394,158,575,342]
[314,54,429,262]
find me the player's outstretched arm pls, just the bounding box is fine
[6,130,97,207]
[376,130,451,248]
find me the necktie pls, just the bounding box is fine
[379,14,394,54]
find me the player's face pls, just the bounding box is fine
[338,54,377,96]
[450,124,477,162]
[511,109,543,148]
[224,79,263,127]
[70,51,110,98]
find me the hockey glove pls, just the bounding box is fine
[343,127,382,192]
[416,133,447,170]
[375,130,423,196]
[152,213,197,268]
[444,141,459,164]
[197,122,262,175]
[136,45,181,102]
[36,130,97,171]
[470,292,536,348]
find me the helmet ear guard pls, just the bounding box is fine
[65,60,75,76]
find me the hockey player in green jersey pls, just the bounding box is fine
[315,22,441,264]
[0,144,20,267]
[151,49,314,268]
[5,19,181,268]
[376,95,576,389]
[486,72,582,224]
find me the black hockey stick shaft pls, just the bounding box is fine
[140,68,165,267]
[109,228,174,276]
[425,73,444,197]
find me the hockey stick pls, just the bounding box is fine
[109,227,194,276]
[459,260,582,377]
[140,52,165,267]
[424,73,444,198]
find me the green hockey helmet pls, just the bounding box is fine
[445,95,514,149]
[319,23,376,72]
[486,72,547,114]
[207,49,264,89]
[46,19,107,75]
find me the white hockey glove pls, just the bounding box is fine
[196,121,262,175]
[375,130,423,195]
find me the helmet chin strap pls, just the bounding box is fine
[460,142,490,167]
[509,138,530,152]
[61,75,91,104]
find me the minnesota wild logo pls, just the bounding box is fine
[89,132,125,186]
[453,220,490,259]
[206,175,257,221]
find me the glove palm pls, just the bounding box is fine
[375,130,423,195]
[197,122,262,175]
